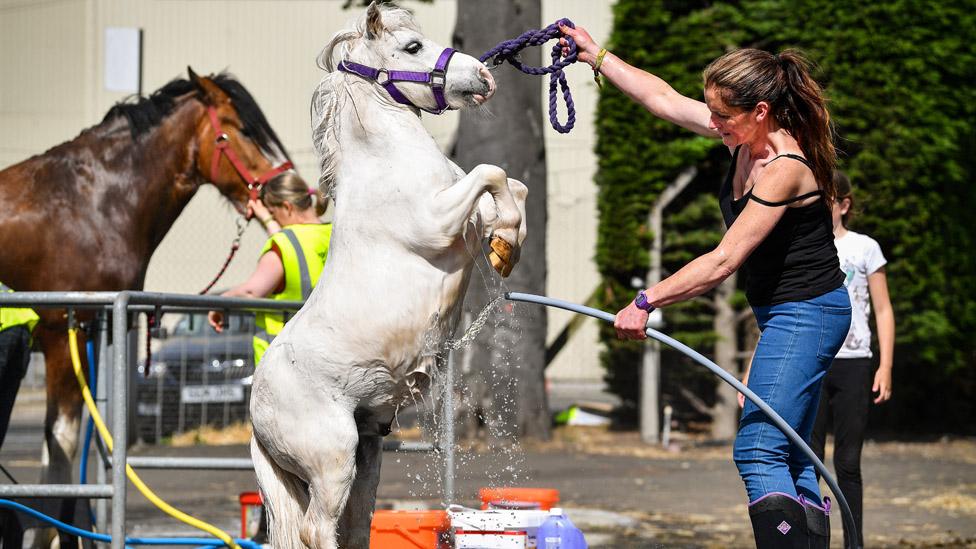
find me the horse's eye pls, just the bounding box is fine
[404,41,422,54]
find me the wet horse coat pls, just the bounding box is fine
[0,70,288,496]
[248,4,528,548]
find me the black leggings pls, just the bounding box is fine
[811,357,873,547]
[0,326,31,450]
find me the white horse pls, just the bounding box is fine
[249,3,528,547]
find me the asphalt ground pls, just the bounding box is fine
[2,390,974,548]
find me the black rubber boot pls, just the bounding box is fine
[801,496,831,549]
[748,492,812,548]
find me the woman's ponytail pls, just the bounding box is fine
[775,50,837,201]
[310,187,328,217]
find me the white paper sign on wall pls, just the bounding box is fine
[104,27,142,93]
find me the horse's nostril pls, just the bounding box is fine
[478,66,496,97]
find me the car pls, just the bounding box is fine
[134,312,256,442]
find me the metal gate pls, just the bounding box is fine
[0,291,451,548]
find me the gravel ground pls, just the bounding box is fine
[2,391,974,548]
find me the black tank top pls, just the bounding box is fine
[719,146,844,306]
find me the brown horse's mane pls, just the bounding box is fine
[103,72,290,161]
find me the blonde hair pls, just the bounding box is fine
[260,172,328,217]
[704,48,837,201]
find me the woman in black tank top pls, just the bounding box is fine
[561,25,852,549]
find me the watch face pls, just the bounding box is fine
[635,291,648,309]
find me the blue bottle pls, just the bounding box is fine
[536,507,587,549]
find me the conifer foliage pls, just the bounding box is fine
[595,0,976,432]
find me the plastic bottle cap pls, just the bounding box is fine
[549,507,563,516]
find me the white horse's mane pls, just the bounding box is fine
[310,5,421,198]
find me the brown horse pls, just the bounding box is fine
[0,68,290,491]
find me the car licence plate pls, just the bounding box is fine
[137,402,161,416]
[181,384,244,404]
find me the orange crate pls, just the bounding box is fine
[239,491,264,539]
[370,509,451,549]
[479,487,560,511]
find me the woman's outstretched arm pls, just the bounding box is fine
[207,251,285,332]
[560,23,716,137]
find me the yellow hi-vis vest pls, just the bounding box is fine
[253,224,332,364]
[0,282,39,334]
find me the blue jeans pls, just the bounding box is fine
[734,286,851,503]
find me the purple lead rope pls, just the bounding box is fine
[480,18,579,134]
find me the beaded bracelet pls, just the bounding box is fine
[593,48,608,88]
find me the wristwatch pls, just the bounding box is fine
[634,290,655,312]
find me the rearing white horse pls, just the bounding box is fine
[249,3,528,547]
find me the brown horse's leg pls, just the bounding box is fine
[29,325,86,548]
[36,327,85,485]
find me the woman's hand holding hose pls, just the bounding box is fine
[614,300,649,340]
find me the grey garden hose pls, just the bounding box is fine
[505,292,860,549]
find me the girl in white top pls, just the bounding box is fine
[810,171,895,548]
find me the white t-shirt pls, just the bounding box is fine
[835,230,887,358]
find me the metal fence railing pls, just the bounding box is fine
[0,291,451,549]
[136,310,258,443]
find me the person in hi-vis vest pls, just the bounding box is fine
[208,172,332,365]
[0,282,39,449]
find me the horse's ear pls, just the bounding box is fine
[188,66,228,106]
[365,1,384,40]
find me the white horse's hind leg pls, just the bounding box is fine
[337,434,383,547]
[298,410,359,549]
[251,437,310,548]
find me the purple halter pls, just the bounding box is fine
[337,48,457,114]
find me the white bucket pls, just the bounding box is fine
[450,509,550,549]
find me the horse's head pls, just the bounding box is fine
[325,2,495,113]
[188,68,292,214]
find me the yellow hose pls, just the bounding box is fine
[69,328,242,549]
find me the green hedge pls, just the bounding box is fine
[595,0,976,432]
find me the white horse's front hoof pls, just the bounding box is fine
[488,236,514,277]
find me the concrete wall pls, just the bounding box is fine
[0,0,615,382]
[0,0,95,167]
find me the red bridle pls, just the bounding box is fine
[207,106,293,203]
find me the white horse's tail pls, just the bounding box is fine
[251,436,310,549]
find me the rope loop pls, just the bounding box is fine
[480,18,579,133]
[198,214,250,295]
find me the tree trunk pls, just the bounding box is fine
[710,272,740,440]
[452,0,549,441]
